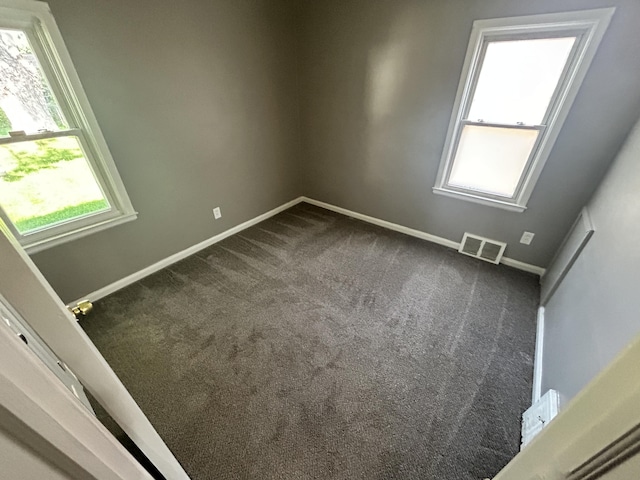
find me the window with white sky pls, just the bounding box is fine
[434,10,614,212]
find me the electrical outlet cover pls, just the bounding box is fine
[520,231,535,245]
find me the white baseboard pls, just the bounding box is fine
[300,197,460,250]
[300,197,548,404]
[70,195,545,307]
[68,197,305,306]
[300,197,546,276]
[501,257,546,276]
[532,306,545,405]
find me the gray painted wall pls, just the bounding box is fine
[31,0,301,302]
[297,0,640,267]
[28,0,640,302]
[541,116,640,402]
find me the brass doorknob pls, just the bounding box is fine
[69,300,93,319]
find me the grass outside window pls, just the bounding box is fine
[0,137,111,234]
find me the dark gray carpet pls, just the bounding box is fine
[82,202,539,480]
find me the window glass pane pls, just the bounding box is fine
[0,29,68,136]
[0,136,109,234]
[467,37,576,125]
[449,125,539,197]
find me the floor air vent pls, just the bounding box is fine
[459,233,506,264]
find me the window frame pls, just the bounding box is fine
[433,8,615,212]
[0,0,136,253]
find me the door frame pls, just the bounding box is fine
[0,312,153,480]
[496,333,640,480]
[0,222,190,479]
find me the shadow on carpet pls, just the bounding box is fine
[81,202,539,480]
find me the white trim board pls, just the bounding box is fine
[70,195,545,307]
[501,257,545,276]
[300,197,546,276]
[532,306,545,405]
[68,197,305,306]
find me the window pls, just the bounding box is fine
[434,9,614,212]
[0,1,135,252]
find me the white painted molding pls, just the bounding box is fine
[532,306,545,405]
[300,197,460,249]
[300,197,546,276]
[540,207,594,305]
[501,257,546,277]
[69,197,305,306]
[70,195,546,307]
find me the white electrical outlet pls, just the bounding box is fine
[213,207,221,219]
[520,231,535,245]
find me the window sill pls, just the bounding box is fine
[432,187,527,212]
[24,212,138,255]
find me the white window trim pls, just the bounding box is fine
[433,8,615,213]
[0,0,136,253]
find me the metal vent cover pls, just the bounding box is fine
[461,235,483,256]
[459,233,507,264]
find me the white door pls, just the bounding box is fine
[0,302,154,480]
[0,293,94,413]
[0,221,190,480]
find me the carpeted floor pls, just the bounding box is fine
[82,202,539,480]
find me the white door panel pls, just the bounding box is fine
[0,219,190,480]
[0,294,95,414]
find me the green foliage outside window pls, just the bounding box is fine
[2,138,83,182]
[0,107,11,136]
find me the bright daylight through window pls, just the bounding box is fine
[0,1,135,252]
[434,9,614,212]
